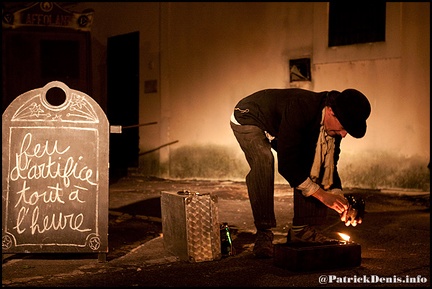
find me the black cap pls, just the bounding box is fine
[331,89,371,138]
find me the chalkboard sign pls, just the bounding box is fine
[2,81,109,259]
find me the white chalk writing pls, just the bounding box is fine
[10,133,96,187]
[14,206,91,234]
[9,132,95,237]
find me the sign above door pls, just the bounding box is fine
[2,2,94,31]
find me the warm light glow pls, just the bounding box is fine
[337,232,351,242]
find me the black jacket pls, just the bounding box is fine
[234,88,342,189]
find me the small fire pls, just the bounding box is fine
[337,232,351,242]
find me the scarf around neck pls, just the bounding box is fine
[310,108,335,190]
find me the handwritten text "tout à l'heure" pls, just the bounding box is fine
[13,180,92,234]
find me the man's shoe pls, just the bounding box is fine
[287,226,339,244]
[253,229,274,258]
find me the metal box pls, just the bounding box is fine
[274,242,361,271]
[160,190,221,262]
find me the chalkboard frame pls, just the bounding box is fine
[2,81,109,260]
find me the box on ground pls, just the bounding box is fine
[160,190,221,262]
[274,242,361,271]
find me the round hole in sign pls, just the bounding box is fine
[45,87,66,106]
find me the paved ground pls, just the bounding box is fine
[2,175,430,287]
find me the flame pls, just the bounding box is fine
[337,232,351,242]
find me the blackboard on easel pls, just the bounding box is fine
[2,81,109,261]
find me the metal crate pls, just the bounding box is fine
[160,190,221,262]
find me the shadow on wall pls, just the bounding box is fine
[167,144,248,181]
[145,145,429,191]
[138,151,162,177]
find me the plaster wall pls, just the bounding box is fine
[76,2,429,189]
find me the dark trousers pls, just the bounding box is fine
[230,122,328,230]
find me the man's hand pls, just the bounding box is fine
[340,209,362,226]
[312,188,364,226]
[341,195,365,226]
[311,188,349,214]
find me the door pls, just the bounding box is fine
[1,29,91,113]
[107,31,140,181]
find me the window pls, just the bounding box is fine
[328,1,386,47]
[289,58,311,82]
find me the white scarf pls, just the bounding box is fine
[310,108,335,190]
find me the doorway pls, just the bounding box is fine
[107,31,139,181]
[1,29,91,113]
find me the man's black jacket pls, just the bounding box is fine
[233,88,342,190]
